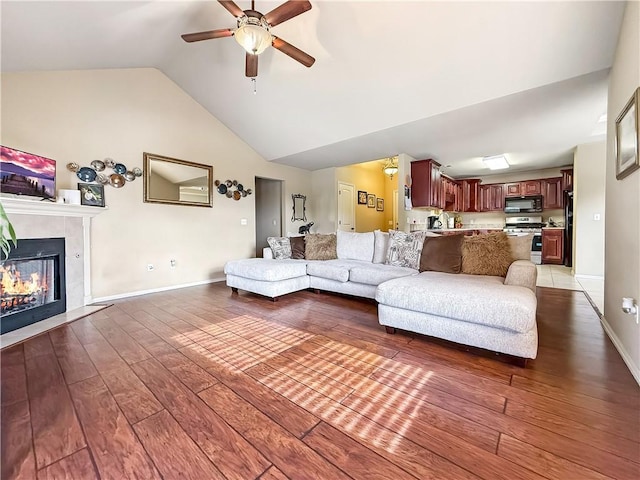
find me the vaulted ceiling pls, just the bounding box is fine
[1,1,626,176]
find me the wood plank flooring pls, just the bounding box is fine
[1,283,639,479]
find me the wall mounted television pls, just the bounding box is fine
[0,145,56,200]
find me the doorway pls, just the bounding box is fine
[337,182,355,232]
[255,177,283,257]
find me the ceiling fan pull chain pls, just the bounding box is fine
[251,77,257,95]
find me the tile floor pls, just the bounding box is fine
[536,265,604,315]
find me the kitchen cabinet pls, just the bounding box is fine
[411,159,442,208]
[461,179,480,212]
[454,182,464,212]
[542,229,564,264]
[442,175,458,210]
[479,184,504,212]
[561,168,573,191]
[504,180,541,197]
[542,177,563,209]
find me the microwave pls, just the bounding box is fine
[504,195,543,213]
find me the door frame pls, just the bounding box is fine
[337,181,356,232]
[254,176,284,257]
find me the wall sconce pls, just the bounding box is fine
[382,157,399,180]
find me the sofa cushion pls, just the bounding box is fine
[267,237,291,260]
[290,236,306,259]
[337,230,375,262]
[462,232,514,277]
[507,234,533,261]
[306,259,365,283]
[419,234,464,274]
[224,258,307,281]
[373,230,389,264]
[349,264,417,286]
[376,272,536,333]
[305,234,337,260]
[386,230,432,269]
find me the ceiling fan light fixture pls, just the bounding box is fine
[234,16,272,55]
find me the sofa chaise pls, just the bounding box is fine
[224,230,538,361]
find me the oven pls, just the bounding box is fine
[530,233,542,265]
[504,216,543,265]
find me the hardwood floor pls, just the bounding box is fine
[1,283,639,479]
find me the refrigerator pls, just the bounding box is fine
[564,191,573,267]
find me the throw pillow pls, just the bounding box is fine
[305,233,337,260]
[337,230,375,262]
[507,234,533,261]
[419,234,464,274]
[267,237,291,260]
[373,230,389,264]
[462,232,514,277]
[385,230,431,270]
[290,236,306,259]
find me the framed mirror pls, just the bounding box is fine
[143,153,213,207]
[291,193,307,221]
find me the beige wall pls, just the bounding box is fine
[1,68,312,299]
[604,0,640,382]
[574,141,606,277]
[310,167,337,234]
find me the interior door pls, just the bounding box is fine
[337,182,355,232]
[255,177,283,257]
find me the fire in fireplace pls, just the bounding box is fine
[0,238,66,335]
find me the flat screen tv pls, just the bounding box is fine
[0,145,56,200]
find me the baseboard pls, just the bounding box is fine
[91,277,226,303]
[574,274,604,280]
[600,314,640,386]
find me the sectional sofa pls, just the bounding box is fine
[224,230,538,361]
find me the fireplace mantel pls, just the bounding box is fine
[1,195,107,217]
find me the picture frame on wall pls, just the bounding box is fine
[78,183,105,207]
[615,87,639,180]
[376,198,384,211]
[367,194,375,208]
[357,190,367,204]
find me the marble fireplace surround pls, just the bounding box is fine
[1,196,107,348]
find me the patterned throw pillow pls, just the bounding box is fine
[385,230,431,269]
[305,234,337,260]
[267,237,291,260]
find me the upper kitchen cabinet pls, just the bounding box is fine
[461,179,480,212]
[411,159,442,208]
[542,177,563,209]
[505,180,541,197]
[479,184,504,212]
[561,168,573,191]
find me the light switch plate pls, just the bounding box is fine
[240,218,248,225]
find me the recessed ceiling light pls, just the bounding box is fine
[482,155,509,170]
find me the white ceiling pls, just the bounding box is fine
[1,1,626,177]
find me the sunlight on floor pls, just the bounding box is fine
[536,265,604,314]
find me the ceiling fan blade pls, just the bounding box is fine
[265,1,312,27]
[272,36,315,67]
[246,53,258,77]
[218,0,244,17]
[181,28,233,43]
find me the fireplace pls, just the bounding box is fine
[1,238,66,334]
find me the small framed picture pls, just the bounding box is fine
[376,198,384,211]
[357,190,367,204]
[367,194,375,208]
[78,183,105,207]
[615,87,639,180]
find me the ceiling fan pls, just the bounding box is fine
[181,0,315,78]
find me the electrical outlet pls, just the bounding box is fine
[170,259,176,268]
[147,264,154,271]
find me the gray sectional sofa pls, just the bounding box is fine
[224,230,538,361]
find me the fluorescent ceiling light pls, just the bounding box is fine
[483,155,509,170]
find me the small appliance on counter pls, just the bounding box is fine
[428,215,442,229]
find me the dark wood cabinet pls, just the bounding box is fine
[561,168,573,191]
[504,180,541,197]
[461,179,480,212]
[442,175,459,211]
[542,177,563,209]
[479,184,504,212]
[454,182,464,212]
[410,159,442,208]
[542,229,564,264]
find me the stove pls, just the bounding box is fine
[503,216,543,265]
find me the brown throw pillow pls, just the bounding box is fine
[507,234,532,261]
[305,233,337,260]
[290,236,306,259]
[419,234,464,273]
[462,232,514,277]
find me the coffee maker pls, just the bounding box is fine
[428,215,442,229]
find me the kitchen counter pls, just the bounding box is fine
[542,226,565,230]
